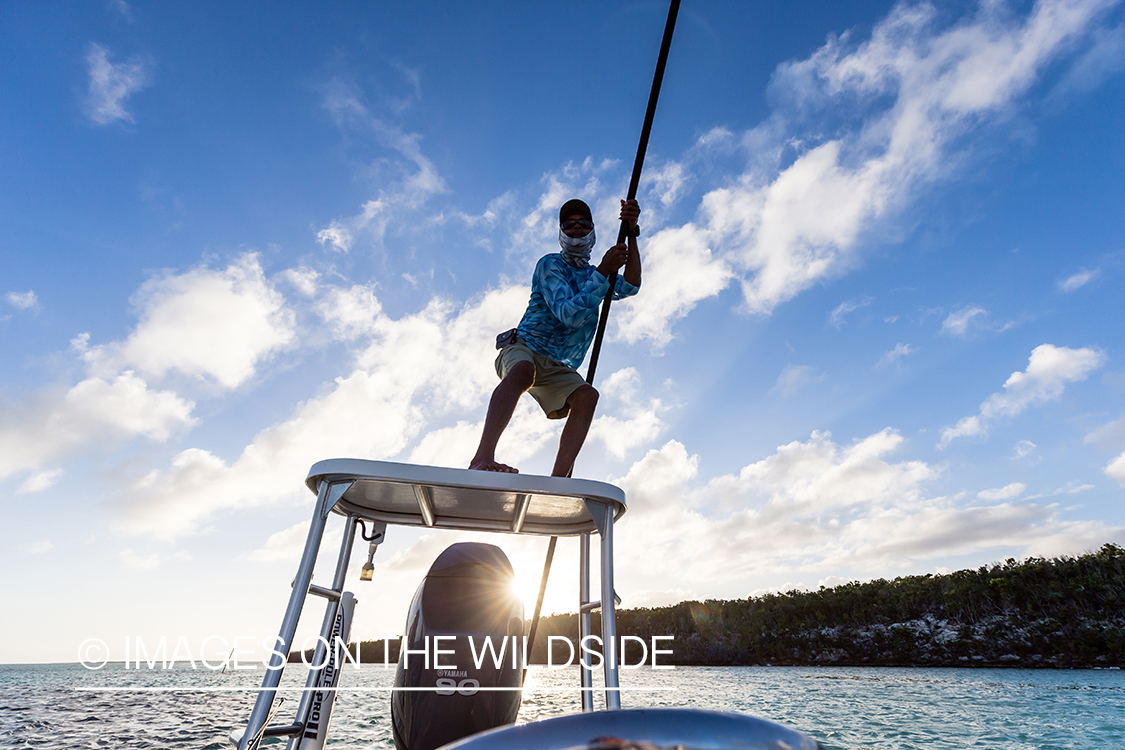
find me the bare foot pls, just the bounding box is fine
[469,459,519,473]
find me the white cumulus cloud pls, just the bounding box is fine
[977,482,1026,500]
[85,42,150,125]
[0,371,195,481]
[18,469,63,494]
[829,297,873,328]
[588,368,667,460]
[1059,267,1101,292]
[1052,23,1125,95]
[877,343,917,368]
[1085,417,1125,485]
[606,429,1120,588]
[315,284,382,340]
[940,344,1105,447]
[613,223,734,346]
[315,76,448,251]
[731,0,1117,314]
[5,291,39,311]
[82,254,295,390]
[279,267,320,297]
[316,222,353,253]
[245,521,310,563]
[941,306,987,336]
[1085,414,1125,449]
[115,284,529,538]
[641,160,692,207]
[610,0,1120,341]
[1106,451,1125,485]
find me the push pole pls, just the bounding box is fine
[522,534,556,684]
[523,0,681,688]
[585,0,681,386]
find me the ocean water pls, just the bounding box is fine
[0,662,1122,749]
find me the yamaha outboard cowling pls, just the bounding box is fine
[391,542,524,750]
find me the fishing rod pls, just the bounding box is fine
[524,0,681,683]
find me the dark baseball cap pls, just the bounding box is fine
[559,199,592,224]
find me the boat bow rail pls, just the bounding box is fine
[439,708,825,750]
[306,458,626,535]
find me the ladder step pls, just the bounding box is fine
[308,583,342,601]
[579,591,622,613]
[288,578,343,601]
[227,722,303,747]
[261,723,303,738]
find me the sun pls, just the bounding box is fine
[512,574,542,618]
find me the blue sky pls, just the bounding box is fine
[2,0,1124,664]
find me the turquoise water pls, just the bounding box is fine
[1,663,1122,748]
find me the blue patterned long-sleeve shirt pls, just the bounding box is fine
[516,253,640,370]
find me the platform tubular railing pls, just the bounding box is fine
[235,471,625,748]
[576,502,621,711]
[284,514,359,750]
[578,531,594,711]
[599,502,621,709]
[235,480,356,750]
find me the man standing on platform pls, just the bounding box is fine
[469,198,642,477]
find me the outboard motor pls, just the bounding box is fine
[391,542,524,750]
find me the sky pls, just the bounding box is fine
[1,0,1124,665]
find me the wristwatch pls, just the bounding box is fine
[626,224,641,238]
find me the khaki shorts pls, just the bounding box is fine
[496,340,587,419]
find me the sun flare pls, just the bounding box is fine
[512,574,542,617]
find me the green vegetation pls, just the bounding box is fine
[536,543,1124,667]
[300,544,1124,668]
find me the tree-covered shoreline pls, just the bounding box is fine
[545,543,1124,668]
[312,544,1124,668]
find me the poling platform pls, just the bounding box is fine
[232,459,629,750]
[307,458,626,535]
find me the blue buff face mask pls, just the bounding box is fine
[558,225,596,268]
